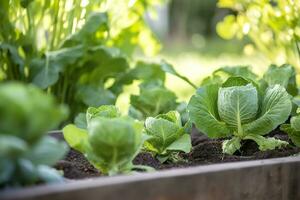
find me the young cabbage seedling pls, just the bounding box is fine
[188,76,292,155]
[143,111,192,163]
[63,105,152,175]
[0,83,68,188]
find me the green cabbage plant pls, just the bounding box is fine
[0,83,68,188]
[188,76,292,155]
[63,105,151,175]
[143,111,192,163]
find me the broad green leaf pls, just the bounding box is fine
[243,85,292,135]
[63,124,88,153]
[263,64,298,96]
[244,134,288,151]
[188,84,231,138]
[25,136,68,166]
[76,85,116,107]
[32,46,84,89]
[222,137,241,155]
[130,83,178,118]
[280,124,300,147]
[130,61,165,82]
[166,134,192,153]
[218,84,258,134]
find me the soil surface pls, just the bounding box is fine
[53,128,300,179]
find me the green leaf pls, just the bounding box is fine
[280,124,300,147]
[36,165,64,183]
[263,64,298,96]
[86,105,121,126]
[63,124,88,153]
[0,158,14,184]
[222,76,251,87]
[188,84,231,138]
[222,137,241,155]
[76,85,116,107]
[61,12,108,47]
[32,46,84,89]
[130,61,165,82]
[244,134,288,151]
[143,111,191,158]
[130,83,178,118]
[243,85,292,135]
[166,134,192,153]
[218,84,258,134]
[291,115,300,131]
[214,66,258,80]
[74,113,87,129]
[25,136,68,166]
[144,117,180,154]
[0,135,27,157]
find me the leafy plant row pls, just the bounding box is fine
[2,63,300,189]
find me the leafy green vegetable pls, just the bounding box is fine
[0,83,68,187]
[143,111,192,163]
[129,81,178,120]
[63,105,151,175]
[188,76,291,155]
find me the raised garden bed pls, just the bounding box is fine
[1,156,300,200]
[1,129,300,200]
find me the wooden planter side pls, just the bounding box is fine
[1,156,300,200]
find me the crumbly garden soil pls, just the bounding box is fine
[53,128,300,180]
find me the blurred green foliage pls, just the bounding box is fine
[217,0,300,70]
[0,83,68,187]
[0,0,166,120]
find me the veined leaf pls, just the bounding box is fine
[188,84,231,138]
[243,85,292,135]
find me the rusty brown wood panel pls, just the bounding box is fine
[1,156,300,200]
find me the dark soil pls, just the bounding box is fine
[53,128,300,179]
